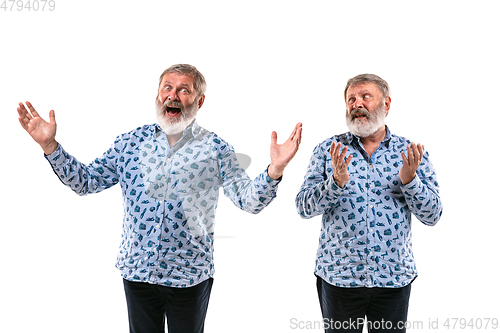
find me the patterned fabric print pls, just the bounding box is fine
[45,122,280,288]
[295,128,442,288]
[138,133,215,238]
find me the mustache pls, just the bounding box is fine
[163,100,184,110]
[349,108,370,120]
[156,99,185,116]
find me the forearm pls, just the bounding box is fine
[267,163,283,180]
[41,140,59,156]
[295,176,345,219]
[45,144,118,196]
[224,167,280,214]
[401,175,442,226]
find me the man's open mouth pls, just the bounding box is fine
[166,106,182,116]
[353,113,368,120]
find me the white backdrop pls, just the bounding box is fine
[1,1,499,332]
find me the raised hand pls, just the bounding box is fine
[17,101,58,155]
[399,142,424,185]
[268,122,302,180]
[330,142,353,188]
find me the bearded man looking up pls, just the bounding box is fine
[295,74,442,333]
[17,64,302,333]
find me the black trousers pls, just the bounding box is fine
[123,278,213,333]
[316,276,412,333]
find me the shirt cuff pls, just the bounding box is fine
[325,175,347,196]
[44,144,68,168]
[265,165,283,183]
[400,174,422,196]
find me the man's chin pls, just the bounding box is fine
[347,121,378,138]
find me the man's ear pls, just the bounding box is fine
[198,94,205,109]
[385,96,391,116]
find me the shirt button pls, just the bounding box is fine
[370,229,374,232]
[156,224,160,228]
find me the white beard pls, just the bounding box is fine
[157,116,195,135]
[155,98,199,135]
[346,104,386,138]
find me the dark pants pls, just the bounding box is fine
[123,278,214,333]
[316,276,411,333]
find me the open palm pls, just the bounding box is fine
[268,122,302,179]
[17,101,58,154]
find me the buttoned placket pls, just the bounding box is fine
[150,125,198,282]
[352,136,389,288]
[146,129,172,282]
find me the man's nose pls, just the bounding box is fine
[167,90,179,101]
[353,98,364,108]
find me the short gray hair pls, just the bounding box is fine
[344,74,390,101]
[158,64,207,98]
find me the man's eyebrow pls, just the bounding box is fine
[348,90,371,98]
[161,81,192,89]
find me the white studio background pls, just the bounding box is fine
[1,1,498,332]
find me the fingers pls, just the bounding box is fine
[25,101,40,118]
[400,150,409,167]
[17,102,32,130]
[17,101,39,122]
[273,122,303,147]
[344,154,353,167]
[401,143,424,168]
[294,122,302,145]
[49,109,56,125]
[329,141,339,160]
[330,142,352,188]
[17,102,30,119]
[270,131,277,148]
[406,144,415,168]
[286,122,303,144]
[408,143,423,165]
[417,143,424,159]
[330,142,347,162]
[18,117,29,131]
[17,101,55,132]
[330,142,352,169]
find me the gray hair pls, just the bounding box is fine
[344,74,390,101]
[158,64,207,98]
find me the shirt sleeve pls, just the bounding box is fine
[295,142,347,219]
[218,141,281,214]
[44,140,120,196]
[400,151,443,226]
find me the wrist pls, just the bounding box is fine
[400,173,416,185]
[334,177,348,188]
[41,140,59,156]
[267,164,283,180]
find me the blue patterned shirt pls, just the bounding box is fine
[45,121,280,288]
[295,127,442,288]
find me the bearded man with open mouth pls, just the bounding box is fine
[296,74,443,333]
[17,64,302,333]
